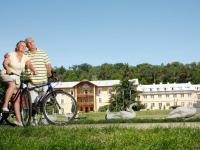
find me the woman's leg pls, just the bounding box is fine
[2,81,16,109]
[14,96,21,123]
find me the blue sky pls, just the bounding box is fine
[0,0,200,68]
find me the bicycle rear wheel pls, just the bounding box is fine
[43,90,77,125]
[20,89,32,126]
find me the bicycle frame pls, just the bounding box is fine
[28,81,61,113]
[2,81,28,112]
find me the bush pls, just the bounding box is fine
[98,105,109,112]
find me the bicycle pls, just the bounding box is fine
[28,72,78,125]
[0,73,32,126]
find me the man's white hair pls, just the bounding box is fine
[25,37,34,42]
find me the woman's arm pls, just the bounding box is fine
[26,60,37,75]
[3,53,11,74]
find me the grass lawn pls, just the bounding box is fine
[0,126,200,150]
[74,110,200,124]
[1,110,200,149]
[79,110,171,120]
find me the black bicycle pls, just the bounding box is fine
[29,72,77,125]
[0,73,32,126]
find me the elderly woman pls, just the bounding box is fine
[1,40,36,126]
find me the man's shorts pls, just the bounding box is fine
[28,83,48,103]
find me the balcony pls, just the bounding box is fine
[77,93,94,98]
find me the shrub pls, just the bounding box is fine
[98,105,109,112]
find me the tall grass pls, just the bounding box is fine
[0,126,200,150]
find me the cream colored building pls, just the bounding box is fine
[53,79,138,112]
[137,82,200,110]
[53,80,200,112]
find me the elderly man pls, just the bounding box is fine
[25,37,52,125]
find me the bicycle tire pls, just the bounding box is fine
[0,93,4,124]
[4,101,16,126]
[20,89,32,126]
[42,90,77,125]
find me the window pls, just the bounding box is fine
[158,95,162,98]
[143,95,147,99]
[181,94,184,98]
[107,88,112,94]
[188,93,192,97]
[80,107,83,111]
[159,103,162,109]
[173,94,177,98]
[151,95,154,99]
[61,99,64,105]
[99,98,102,103]
[90,107,94,111]
[151,103,155,109]
[98,88,102,95]
[166,94,169,98]
[70,90,74,95]
[166,103,170,106]
[181,102,185,107]
[61,108,64,115]
[84,90,88,94]
[144,103,148,108]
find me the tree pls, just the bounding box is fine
[109,64,139,111]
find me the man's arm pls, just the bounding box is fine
[26,60,37,75]
[45,64,52,77]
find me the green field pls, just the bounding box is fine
[79,110,171,120]
[73,110,200,124]
[0,126,200,150]
[1,110,200,149]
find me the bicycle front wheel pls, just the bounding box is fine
[20,89,32,126]
[0,93,4,124]
[43,90,77,125]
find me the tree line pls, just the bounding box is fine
[54,61,200,84]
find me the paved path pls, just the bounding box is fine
[67,122,200,129]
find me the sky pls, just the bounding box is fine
[0,0,200,69]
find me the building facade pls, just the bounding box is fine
[53,80,200,112]
[137,82,200,110]
[53,79,138,112]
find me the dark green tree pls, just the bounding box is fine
[109,64,139,111]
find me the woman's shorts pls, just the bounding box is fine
[0,74,16,82]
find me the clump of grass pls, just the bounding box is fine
[0,126,200,150]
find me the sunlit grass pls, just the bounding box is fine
[0,126,200,150]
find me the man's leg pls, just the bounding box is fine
[28,83,39,125]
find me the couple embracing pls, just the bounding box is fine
[1,38,52,126]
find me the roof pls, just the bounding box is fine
[137,82,200,92]
[52,81,79,88]
[91,80,120,87]
[52,78,139,88]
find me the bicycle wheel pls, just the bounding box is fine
[0,93,4,124]
[20,89,32,126]
[4,102,16,126]
[43,90,77,125]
